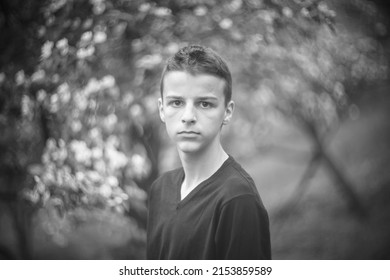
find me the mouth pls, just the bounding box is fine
[178,131,200,135]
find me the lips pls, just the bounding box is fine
[178,131,200,135]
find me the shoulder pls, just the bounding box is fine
[152,167,182,184]
[149,167,182,193]
[217,156,261,203]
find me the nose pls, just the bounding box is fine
[181,103,197,123]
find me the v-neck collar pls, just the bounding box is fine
[175,155,233,209]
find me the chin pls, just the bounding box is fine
[177,142,203,154]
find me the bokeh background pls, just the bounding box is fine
[1,0,389,259]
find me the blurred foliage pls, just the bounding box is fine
[0,0,389,259]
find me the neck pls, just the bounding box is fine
[178,141,228,199]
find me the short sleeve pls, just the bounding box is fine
[215,195,271,259]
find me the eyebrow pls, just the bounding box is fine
[165,95,219,101]
[197,97,218,101]
[165,95,184,100]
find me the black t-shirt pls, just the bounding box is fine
[146,156,271,259]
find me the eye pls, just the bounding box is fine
[200,101,211,108]
[169,100,183,107]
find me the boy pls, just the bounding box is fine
[147,45,271,259]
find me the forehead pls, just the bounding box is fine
[163,71,225,98]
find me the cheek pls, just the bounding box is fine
[163,107,180,119]
[205,110,225,122]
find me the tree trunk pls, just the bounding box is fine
[297,118,367,218]
[319,146,367,218]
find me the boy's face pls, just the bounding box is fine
[159,71,234,155]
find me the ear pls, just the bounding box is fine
[158,98,165,123]
[223,100,234,125]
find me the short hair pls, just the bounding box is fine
[160,45,232,105]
